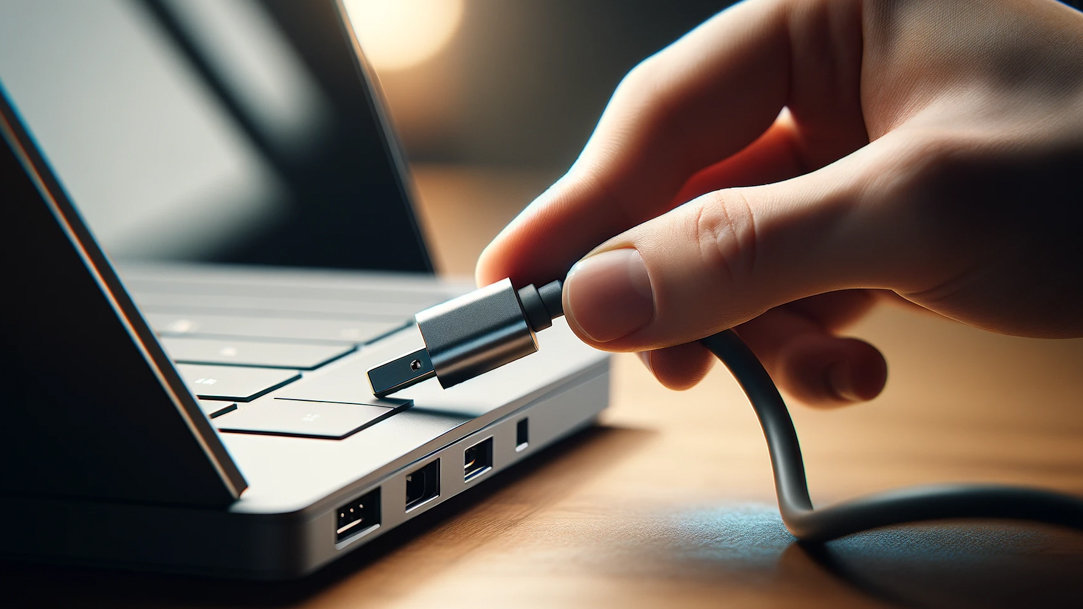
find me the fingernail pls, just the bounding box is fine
[565,249,654,343]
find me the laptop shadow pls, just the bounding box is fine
[1,423,655,608]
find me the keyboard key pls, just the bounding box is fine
[146,312,404,344]
[214,399,408,439]
[161,337,354,370]
[197,399,237,419]
[122,268,452,309]
[177,364,300,401]
[133,291,425,320]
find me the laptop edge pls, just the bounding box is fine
[0,3,611,579]
[0,83,246,507]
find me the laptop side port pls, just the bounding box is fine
[515,417,529,452]
[463,437,493,482]
[335,488,380,542]
[405,459,440,512]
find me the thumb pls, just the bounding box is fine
[561,141,933,351]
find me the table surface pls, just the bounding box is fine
[6,167,1083,608]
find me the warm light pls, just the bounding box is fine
[343,0,464,72]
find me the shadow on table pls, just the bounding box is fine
[612,503,1083,607]
[788,523,1083,608]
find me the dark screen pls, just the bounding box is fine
[0,0,432,273]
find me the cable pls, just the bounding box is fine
[369,278,1083,541]
[701,329,1083,542]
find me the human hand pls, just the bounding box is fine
[475,0,1083,405]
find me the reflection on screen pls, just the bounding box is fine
[1,0,433,273]
[0,0,330,260]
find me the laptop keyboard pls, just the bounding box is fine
[161,336,355,370]
[213,400,399,439]
[196,399,237,419]
[146,311,397,344]
[175,364,301,401]
[122,265,456,440]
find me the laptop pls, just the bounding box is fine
[0,0,609,579]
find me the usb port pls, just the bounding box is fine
[335,488,380,542]
[515,418,529,452]
[463,437,493,482]
[405,460,440,511]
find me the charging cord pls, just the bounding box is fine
[369,279,1083,541]
[701,329,1083,541]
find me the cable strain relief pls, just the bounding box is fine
[517,284,552,332]
[538,280,564,320]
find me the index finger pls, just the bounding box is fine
[475,0,865,287]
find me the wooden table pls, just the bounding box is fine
[5,167,1082,608]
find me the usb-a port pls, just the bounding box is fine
[335,488,380,542]
[463,437,493,482]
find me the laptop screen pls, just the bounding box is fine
[0,0,432,273]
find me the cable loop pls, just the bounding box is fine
[700,329,1083,541]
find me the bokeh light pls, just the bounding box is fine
[343,0,464,72]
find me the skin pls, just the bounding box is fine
[475,0,1083,406]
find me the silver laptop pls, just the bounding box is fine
[0,0,608,579]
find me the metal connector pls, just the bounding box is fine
[367,278,563,398]
[366,348,435,398]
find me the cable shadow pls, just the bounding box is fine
[784,523,1083,608]
[619,503,1082,607]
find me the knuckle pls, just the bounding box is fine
[611,57,659,112]
[689,191,759,286]
[618,50,670,97]
[609,54,682,138]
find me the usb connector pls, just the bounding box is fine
[366,347,435,398]
[367,278,564,398]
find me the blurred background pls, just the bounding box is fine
[347,0,728,174]
[345,0,734,272]
[1,0,733,275]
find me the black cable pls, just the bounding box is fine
[370,279,1083,541]
[701,329,1083,542]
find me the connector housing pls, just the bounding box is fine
[415,279,538,388]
